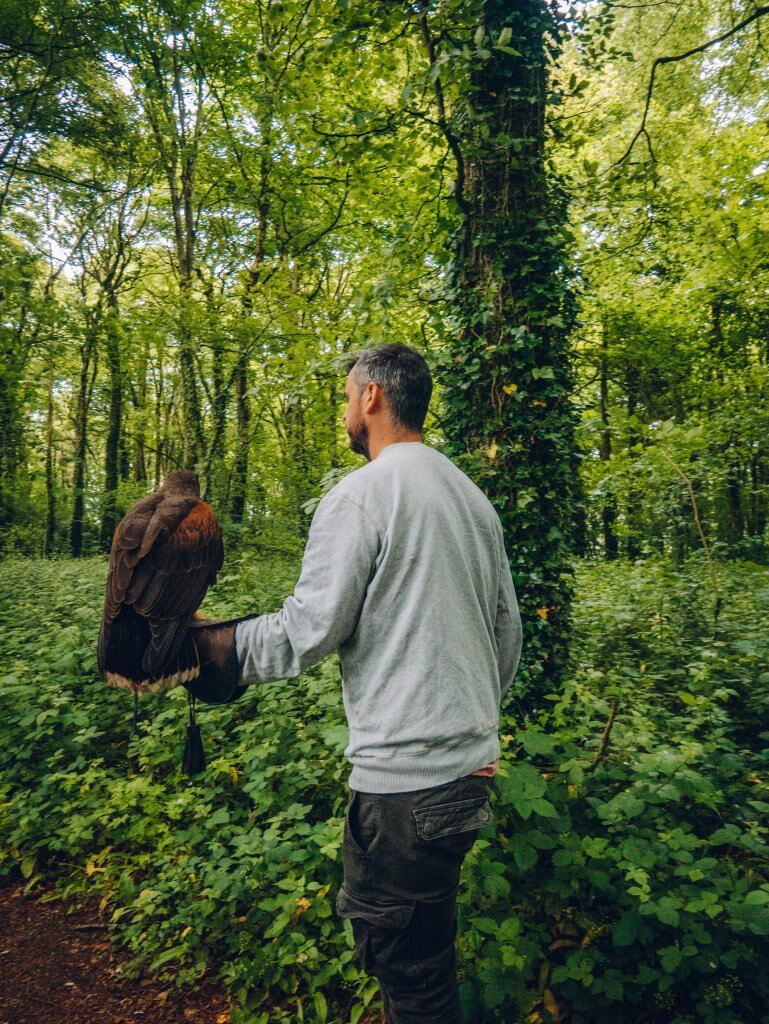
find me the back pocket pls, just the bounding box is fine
[413,794,493,842]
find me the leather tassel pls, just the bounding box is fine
[182,693,206,777]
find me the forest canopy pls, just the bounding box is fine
[3,0,768,569]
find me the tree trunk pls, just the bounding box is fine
[153,360,165,488]
[600,324,618,560]
[69,330,98,557]
[425,0,581,712]
[178,278,205,468]
[99,303,122,550]
[725,456,745,551]
[230,356,250,523]
[133,338,148,483]
[44,369,56,555]
[200,277,229,501]
[624,363,642,560]
[329,376,339,469]
[230,114,273,523]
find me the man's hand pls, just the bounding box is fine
[184,615,252,705]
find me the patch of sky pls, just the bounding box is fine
[700,41,765,127]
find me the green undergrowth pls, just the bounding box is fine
[0,552,768,1024]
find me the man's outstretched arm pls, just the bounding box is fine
[185,488,379,706]
[236,489,380,683]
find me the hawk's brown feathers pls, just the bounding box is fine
[97,470,224,694]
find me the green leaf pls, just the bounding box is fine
[512,837,538,871]
[603,974,624,1000]
[207,807,230,826]
[659,945,682,973]
[519,729,555,755]
[149,946,183,971]
[474,917,499,934]
[731,901,769,935]
[322,724,348,751]
[655,898,680,927]
[565,951,594,980]
[117,872,136,902]
[529,797,558,818]
[500,944,525,969]
[708,825,741,845]
[612,913,639,947]
[500,763,548,800]
[511,796,533,820]
[313,991,328,1023]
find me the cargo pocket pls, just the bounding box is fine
[412,794,493,846]
[335,886,421,986]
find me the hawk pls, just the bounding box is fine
[97,469,224,695]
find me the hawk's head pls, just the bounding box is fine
[162,469,200,496]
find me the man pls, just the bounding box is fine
[188,342,523,1024]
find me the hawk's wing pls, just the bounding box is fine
[102,494,224,678]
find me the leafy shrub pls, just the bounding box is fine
[0,552,767,1023]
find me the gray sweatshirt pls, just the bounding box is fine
[235,441,523,793]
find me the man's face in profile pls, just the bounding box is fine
[343,368,371,462]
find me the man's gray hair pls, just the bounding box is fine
[345,343,433,433]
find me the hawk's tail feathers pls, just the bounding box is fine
[100,613,199,694]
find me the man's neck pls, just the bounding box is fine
[370,434,423,460]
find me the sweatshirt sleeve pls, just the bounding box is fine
[495,531,523,703]
[235,489,380,685]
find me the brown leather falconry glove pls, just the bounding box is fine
[184,614,258,705]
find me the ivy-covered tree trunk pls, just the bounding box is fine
[434,0,581,713]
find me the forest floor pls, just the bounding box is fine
[0,876,232,1024]
[0,875,385,1024]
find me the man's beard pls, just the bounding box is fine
[347,418,371,461]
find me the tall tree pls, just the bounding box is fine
[417,0,582,711]
[113,0,213,468]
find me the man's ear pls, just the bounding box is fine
[365,381,383,413]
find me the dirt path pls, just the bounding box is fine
[0,878,232,1024]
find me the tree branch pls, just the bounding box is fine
[417,2,470,214]
[585,696,618,771]
[615,5,769,166]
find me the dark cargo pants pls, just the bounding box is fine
[335,772,495,1024]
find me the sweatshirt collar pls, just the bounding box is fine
[377,441,425,459]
